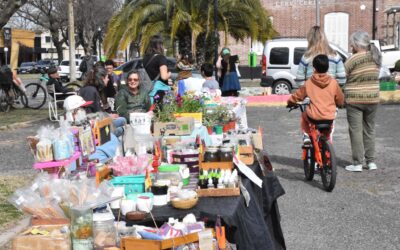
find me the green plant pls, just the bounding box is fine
[153,92,177,123]
[176,93,203,113]
[202,108,218,127]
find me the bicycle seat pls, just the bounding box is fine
[316,123,331,130]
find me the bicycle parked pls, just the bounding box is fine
[288,101,337,192]
[0,66,29,112]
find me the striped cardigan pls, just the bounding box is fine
[295,53,346,86]
[344,52,380,104]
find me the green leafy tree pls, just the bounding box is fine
[104,0,276,62]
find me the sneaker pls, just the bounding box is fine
[303,133,311,145]
[345,164,362,172]
[367,162,377,170]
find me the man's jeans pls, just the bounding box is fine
[346,103,378,165]
[112,117,127,137]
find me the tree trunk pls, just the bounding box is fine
[50,30,65,62]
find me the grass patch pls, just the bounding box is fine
[0,108,48,127]
[0,175,35,228]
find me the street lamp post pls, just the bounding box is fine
[98,27,102,62]
[4,47,8,65]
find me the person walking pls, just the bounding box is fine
[216,47,241,97]
[79,53,94,80]
[344,31,381,172]
[295,26,346,87]
[143,35,171,103]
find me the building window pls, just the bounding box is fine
[45,36,51,43]
[269,47,289,65]
[324,12,349,52]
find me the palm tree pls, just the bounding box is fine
[104,0,276,62]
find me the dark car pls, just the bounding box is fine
[37,59,57,71]
[115,57,202,81]
[17,62,37,74]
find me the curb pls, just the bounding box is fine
[0,217,30,247]
[0,118,48,131]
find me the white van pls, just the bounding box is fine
[261,38,349,94]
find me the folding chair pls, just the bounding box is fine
[47,83,76,121]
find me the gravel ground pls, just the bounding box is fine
[1,105,400,249]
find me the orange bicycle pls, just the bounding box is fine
[288,101,337,192]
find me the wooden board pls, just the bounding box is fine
[196,187,240,197]
[120,229,213,250]
[198,152,234,170]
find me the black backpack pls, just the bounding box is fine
[79,60,87,73]
[0,66,13,91]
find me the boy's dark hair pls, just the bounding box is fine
[201,63,214,77]
[313,54,329,73]
[104,59,115,67]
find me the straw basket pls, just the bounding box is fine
[171,196,198,210]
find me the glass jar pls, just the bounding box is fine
[71,207,93,250]
[219,147,233,162]
[204,148,220,162]
[93,212,117,250]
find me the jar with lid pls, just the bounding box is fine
[93,211,117,250]
[219,146,233,162]
[71,207,94,250]
[204,147,220,162]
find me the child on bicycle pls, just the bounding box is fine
[287,54,344,144]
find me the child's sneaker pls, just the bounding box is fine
[303,133,311,145]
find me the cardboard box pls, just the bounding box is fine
[154,117,194,136]
[12,225,71,250]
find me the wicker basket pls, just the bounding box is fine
[171,196,198,210]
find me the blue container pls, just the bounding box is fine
[111,175,146,195]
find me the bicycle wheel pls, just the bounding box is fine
[303,146,315,181]
[0,89,11,112]
[65,82,81,93]
[320,138,337,192]
[25,83,47,109]
[12,89,28,109]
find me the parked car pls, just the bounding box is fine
[58,59,82,82]
[37,59,57,71]
[17,62,37,74]
[261,38,349,94]
[371,40,400,70]
[114,57,202,81]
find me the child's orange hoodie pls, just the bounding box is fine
[288,73,344,121]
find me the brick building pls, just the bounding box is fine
[224,0,400,65]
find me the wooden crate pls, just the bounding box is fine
[120,229,213,250]
[196,187,240,197]
[198,152,233,171]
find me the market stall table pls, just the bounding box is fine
[124,156,286,250]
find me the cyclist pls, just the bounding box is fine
[287,54,344,143]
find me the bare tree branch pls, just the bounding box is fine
[0,0,29,29]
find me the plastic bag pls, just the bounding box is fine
[35,126,56,162]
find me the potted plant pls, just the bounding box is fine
[202,108,218,134]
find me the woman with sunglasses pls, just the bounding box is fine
[115,70,151,123]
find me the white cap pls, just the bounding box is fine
[63,95,93,111]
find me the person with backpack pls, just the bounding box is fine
[79,53,94,80]
[143,35,172,103]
